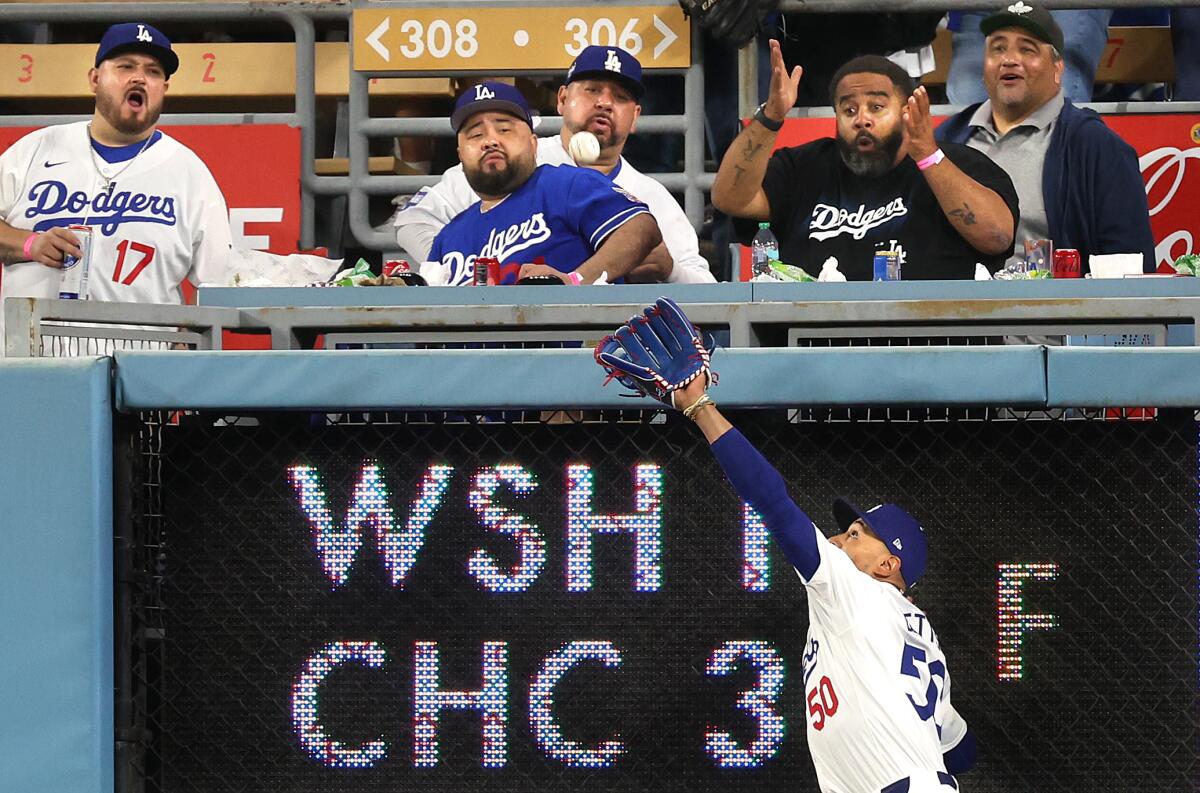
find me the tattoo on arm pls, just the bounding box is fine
[948,203,977,226]
[740,138,764,161]
[733,165,746,185]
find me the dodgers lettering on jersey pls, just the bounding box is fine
[808,197,908,241]
[24,179,178,235]
[427,164,648,285]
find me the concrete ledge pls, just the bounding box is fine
[113,346,1047,410]
[1047,347,1200,406]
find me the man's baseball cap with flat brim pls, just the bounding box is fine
[451,81,534,132]
[565,45,645,100]
[832,497,928,589]
[980,1,1065,55]
[95,22,179,77]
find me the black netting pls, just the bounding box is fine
[122,409,1199,792]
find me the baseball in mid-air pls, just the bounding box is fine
[568,131,601,165]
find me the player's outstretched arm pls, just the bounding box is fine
[675,376,821,580]
[595,298,821,579]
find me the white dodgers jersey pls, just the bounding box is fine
[0,121,231,351]
[799,530,968,793]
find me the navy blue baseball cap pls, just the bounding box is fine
[833,497,928,589]
[566,45,645,100]
[95,23,179,77]
[451,81,534,132]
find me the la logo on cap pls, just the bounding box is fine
[475,84,496,100]
[136,24,154,43]
[892,538,904,550]
[604,49,622,73]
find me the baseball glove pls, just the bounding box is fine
[678,0,780,49]
[594,297,716,407]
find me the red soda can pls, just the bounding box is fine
[383,259,426,285]
[1052,248,1081,278]
[473,257,499,286]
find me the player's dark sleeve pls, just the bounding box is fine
[943,726,977,774]
[709,428,820,579]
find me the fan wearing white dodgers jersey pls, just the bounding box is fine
[395,46,715,284]
[0,23,231,350]
[672,373,978,793]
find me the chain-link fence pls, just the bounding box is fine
[117,407,1198,793]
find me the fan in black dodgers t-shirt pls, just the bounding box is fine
[762,139,1017,279]
[713,45,1019,281]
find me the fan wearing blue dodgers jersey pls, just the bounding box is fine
[662,327,979,792]
[398,46,714,284]
[427,82,662,286]
[0,22,230,349]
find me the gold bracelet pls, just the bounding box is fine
[681,393,715,420]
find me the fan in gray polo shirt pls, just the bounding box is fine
[936,1,1155,273]
[959,92,1062,269]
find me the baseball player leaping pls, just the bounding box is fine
[596,298,978,793]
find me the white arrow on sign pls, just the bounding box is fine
[652,14,677,60]
[366,17,391,62]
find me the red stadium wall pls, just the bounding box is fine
[0,124,301,256]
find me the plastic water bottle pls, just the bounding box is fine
[751,222,778,278]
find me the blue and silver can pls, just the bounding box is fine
[873,250,897,282]
[58,224,93,300]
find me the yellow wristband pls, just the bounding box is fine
[681,393,715,420]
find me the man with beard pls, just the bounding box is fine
[0,22,230,349]
[427,81,662,286]
[712,42,1018,280]
[398,46,713,283]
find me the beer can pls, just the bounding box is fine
[473,257,499,286]
[58,224,93,300]
[873,250,897,282]
[1052,248,1081,278]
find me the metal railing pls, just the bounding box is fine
[8,281,1200,354]
[2,297,238,357]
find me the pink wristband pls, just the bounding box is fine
[22,232,37,260]
[916,148,945,171]
[567,271,584,285]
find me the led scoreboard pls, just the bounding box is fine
[158,416,1197,792]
